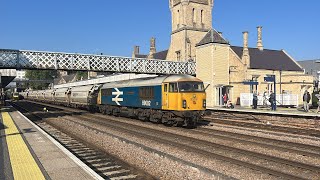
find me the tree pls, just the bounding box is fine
[25,70,57,90]
[76,71,88,80]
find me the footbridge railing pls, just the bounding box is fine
[0,49,196,75]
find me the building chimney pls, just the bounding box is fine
[132,46,140,58]
[134,46,140,55]
[257,26,264,51]
[242,31,250,67]
[148,37,156,59]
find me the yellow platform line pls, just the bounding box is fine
[2,111,45,180]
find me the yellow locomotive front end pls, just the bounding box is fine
[162,81,206,111]
[161,75,206,126]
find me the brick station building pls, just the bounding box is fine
[133,0,314,107]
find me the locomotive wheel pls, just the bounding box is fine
[112,107,120,116]
[138,115,147,121]
[164,120,175,127]
[149,115,160,123]
[184,118,196,128]
[106,109,112,115]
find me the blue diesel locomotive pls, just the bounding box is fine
[22,74,207,127]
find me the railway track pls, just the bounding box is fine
[13,100,320,180]
[11,101,154,180]
[23,100,320,159]
[194,127,320,158]
[205,112,320,138]
[63,115,320,180]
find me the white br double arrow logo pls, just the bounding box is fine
[112,88,123,105]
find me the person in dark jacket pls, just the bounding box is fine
[303,90,311,112]
[252,91,258,109]
[269,91,276,111]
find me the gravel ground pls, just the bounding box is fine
[18,100,320,179]
[45,114,320,179]
[83,113,320,171]
[210,112,320,130]
[47,117,221,179]
[45,116,285,180]
[205,122,320,146]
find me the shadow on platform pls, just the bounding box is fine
[0,122,7,131]
[0,126,37,138]
[0,132,23,138]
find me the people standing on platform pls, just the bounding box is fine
[0,93,3,105]
[223,93,228,107]
[252,91,258,109]
[315,94,320,113]
[269,91,276,111]
[263,90,267,107]
[303,90,311,112]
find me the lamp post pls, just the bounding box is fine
[280,70,282,105]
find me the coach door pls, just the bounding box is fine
[162,83,169,109]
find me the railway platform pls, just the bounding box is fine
[208,105,320,118]
[0,106,102,180]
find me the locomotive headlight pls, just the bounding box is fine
[182,100,187,109]
[203,99,206,108]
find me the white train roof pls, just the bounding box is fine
[71,84,101,93]
[101,74,200,89]
[163,74,202,83]
[54,87,69,93]
[54,74,157,89]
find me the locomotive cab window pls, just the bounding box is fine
[178,82,204,92]
[169,83,178,92]
[164,84,168,92]
[139,87,154,99]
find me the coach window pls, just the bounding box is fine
[164,84,168,92]
[169,83,178,92]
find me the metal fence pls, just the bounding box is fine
[240,93,299,107]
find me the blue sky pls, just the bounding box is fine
[1,0,319,61]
